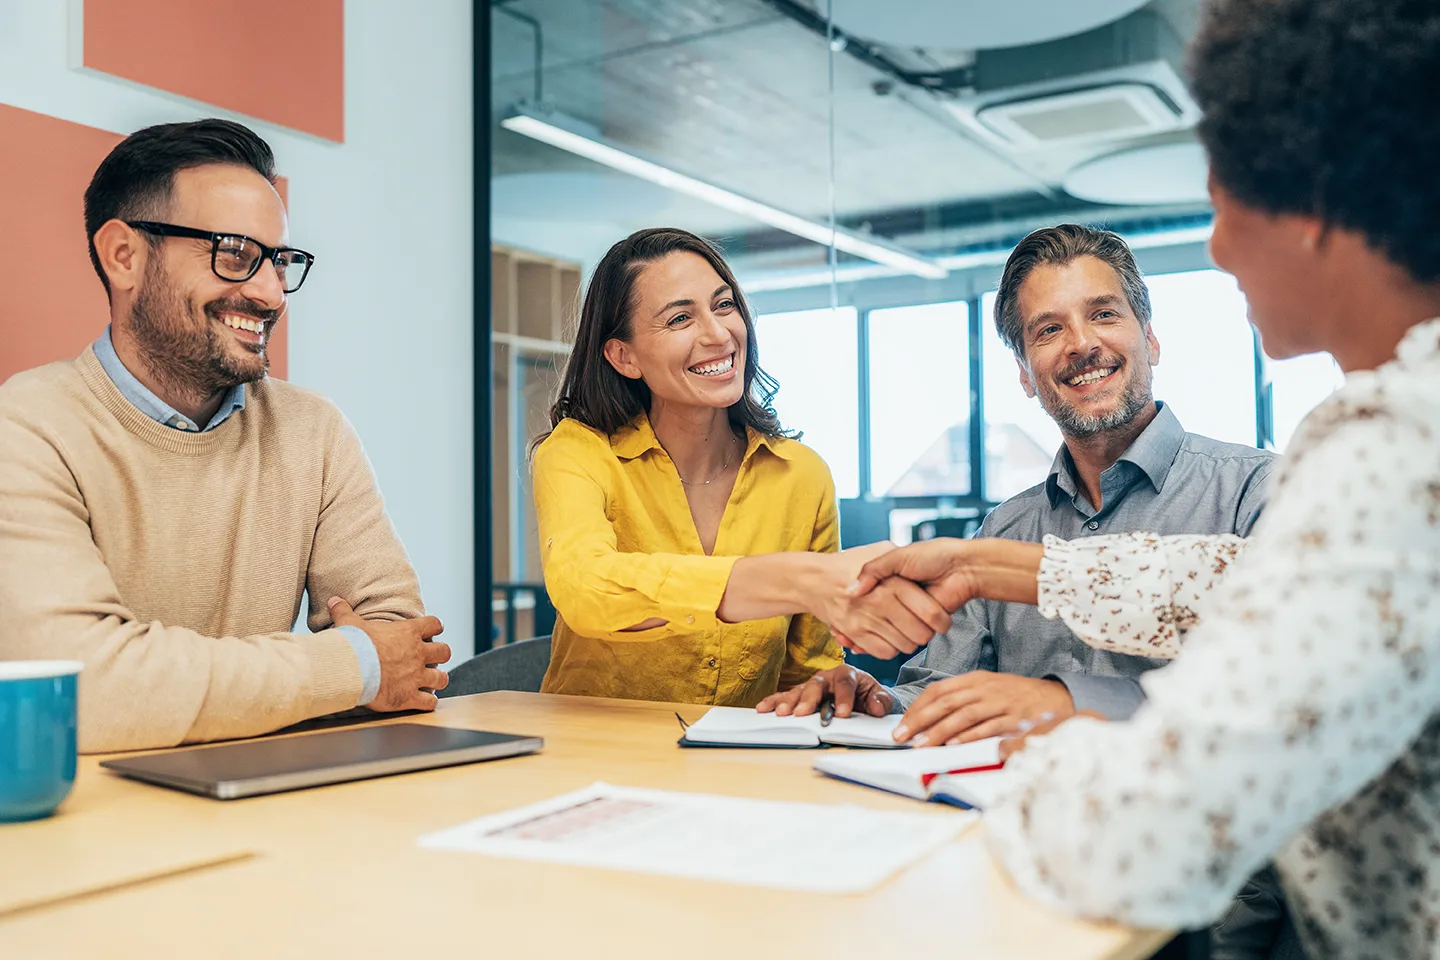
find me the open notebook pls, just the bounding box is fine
[813,738,1008,809]
[677,706,907,749]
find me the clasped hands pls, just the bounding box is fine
[817,537,1042,660]
[779,537,1063,748]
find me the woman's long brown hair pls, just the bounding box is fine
[532,227,792,453]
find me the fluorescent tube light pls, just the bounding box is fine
[500,109,948,281]
[740,223,1216,293]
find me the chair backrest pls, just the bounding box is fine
[441,635,552,698]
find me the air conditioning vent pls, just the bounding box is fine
[975,82,1184,147]
[940,10,1200,154]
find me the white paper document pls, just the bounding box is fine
[418,781,975,893]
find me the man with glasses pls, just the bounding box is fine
[0,119,448,752]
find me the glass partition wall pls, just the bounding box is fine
[486,0,1340,650]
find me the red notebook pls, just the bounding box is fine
[812,738,1008,810]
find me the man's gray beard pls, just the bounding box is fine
[1038,366,1154,439]
[130,258,268,399]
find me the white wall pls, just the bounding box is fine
[0,0,478,661]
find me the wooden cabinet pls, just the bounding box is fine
[490,244,581,644]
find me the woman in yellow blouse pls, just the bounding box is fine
[531,227,948,706]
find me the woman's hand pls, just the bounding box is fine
[849,538,1045,612]
[848,539,985,610]
[717,543,953,657]
[804,544,952,659]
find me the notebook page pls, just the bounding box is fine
[813,739,1004,800]
[682,706,822,745]
[927,770,1008,810]
[816,712,906,748]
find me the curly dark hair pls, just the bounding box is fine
[1189,0,1440,283]
[533,227,792,452]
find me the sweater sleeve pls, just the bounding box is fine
[302,407,425,629]
[532,427,740,640]
[0,407,363,753]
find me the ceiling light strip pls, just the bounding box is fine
[740,223,1215,293]
[501,111,947,280]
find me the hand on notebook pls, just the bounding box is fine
[328,597,451,712]
[755,665,894,719]
[999,710,1107,761]
[891,671,1074,747]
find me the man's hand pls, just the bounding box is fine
[999,710,1107,761]
[755,665,894,718]
[328,597,451,712]
[893,671,1075,746]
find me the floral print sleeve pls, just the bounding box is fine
[1036,532,1248,658]
[983,318,1440,960]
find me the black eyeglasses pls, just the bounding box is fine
[126,221,315,293]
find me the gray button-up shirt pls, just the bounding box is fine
[891,402,1276,719]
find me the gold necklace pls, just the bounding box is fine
[677,435,739,486]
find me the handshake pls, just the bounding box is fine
[810,537,1045,660]
[764,536,1061,748]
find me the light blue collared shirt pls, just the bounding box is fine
[92,327,382,705]
[94,326,247,432]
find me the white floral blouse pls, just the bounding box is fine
[984,317,1440,960]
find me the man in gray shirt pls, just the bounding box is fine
[887,396,1271,723]
[761,223,1274,731]
[760,224,1300,960]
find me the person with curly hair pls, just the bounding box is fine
[847,1,1440,957]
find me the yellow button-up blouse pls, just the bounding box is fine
[532,413,843,706]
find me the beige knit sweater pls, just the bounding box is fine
[0,348,424,752]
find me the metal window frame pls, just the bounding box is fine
[475,7,495,650]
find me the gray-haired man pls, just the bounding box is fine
[761,224,1302,959]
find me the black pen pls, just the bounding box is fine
[819,694,836,727]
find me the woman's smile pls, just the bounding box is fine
[687,351,736,382]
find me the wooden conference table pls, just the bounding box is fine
[0,692,1175,959]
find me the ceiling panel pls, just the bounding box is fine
[489,0,1210,271]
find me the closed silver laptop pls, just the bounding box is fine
[101,723,543,799]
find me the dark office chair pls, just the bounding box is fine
[441,635,552,698]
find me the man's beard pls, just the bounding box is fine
[1035,356,1154,439]
[130,258,276,398]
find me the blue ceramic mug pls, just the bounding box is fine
[0,660,83,822]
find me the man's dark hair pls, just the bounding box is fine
[993,223,1152,358]
[83,118,278,294]
[1190,0,1440,283]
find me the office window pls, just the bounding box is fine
[868,301,971,497]
[754,307,860,499]
[980,291,1064,501]
[1146,270,1258,446]
[1268,352,1344,451]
